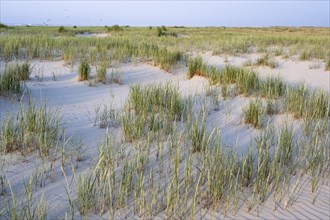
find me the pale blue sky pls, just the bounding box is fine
[1,1,329,27]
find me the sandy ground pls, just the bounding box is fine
[0,57,329,219]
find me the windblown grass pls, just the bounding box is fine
[1,25,330,220]
[121,83,184,142]
[96,62,107,83]
[243,99,265,128]
[326,58,330,71]
[0,62,31,96]
[0,98,61,156]
[255,54,277,68]
[284,84,329,119]
[78,58,90,81]
[260,76,286,99]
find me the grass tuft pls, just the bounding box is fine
[187,56,208,79]
[255,54,277,68]
[325,58,330,71]
[0,98,61,156]
[243,99,265,128]
[78,58,90,81]
[0,62,31,96]
[96,62,107,83]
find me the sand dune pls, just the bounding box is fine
[1,58,329,219]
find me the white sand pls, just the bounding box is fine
[0,58,329,219]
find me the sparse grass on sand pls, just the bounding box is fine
[0,26,329,220]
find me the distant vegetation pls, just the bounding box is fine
[58,26,66,33]
[107,25,123,32]
[0,26,328,66]
[0,23,7,28]
[157,26,178,37]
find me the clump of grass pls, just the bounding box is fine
[129,83,182,118]
[187,56,208,79]
[153,48,182,72]
[284,84,329,119]
[325,58,330,71]
[236,70,259,96]
[18,62,31,80]
[260,76,286,99]
[189,114,208,152]
[221,84,229,98]
[0,163,6,196]
[0,98,61,156]
[121,111,146,142]
[254,124,273,199]
[255,54,276,68]
[4,178,48,220]
[109,67,123,84]
[94,94,119,128]
[307,90,330,118]
[300,50,311,60]
[243,99,265,128]
[96,63,107,83]
[277,125,294,166]
[283,83,308,118]
[78,58,90,81]
[208,66,222,85]
[266,99,280,115]
[0,62,31,96]
[121,83,184,141]
[222,65,243,84]
[0,67,21,96]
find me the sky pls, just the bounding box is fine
[0,0,329,27]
